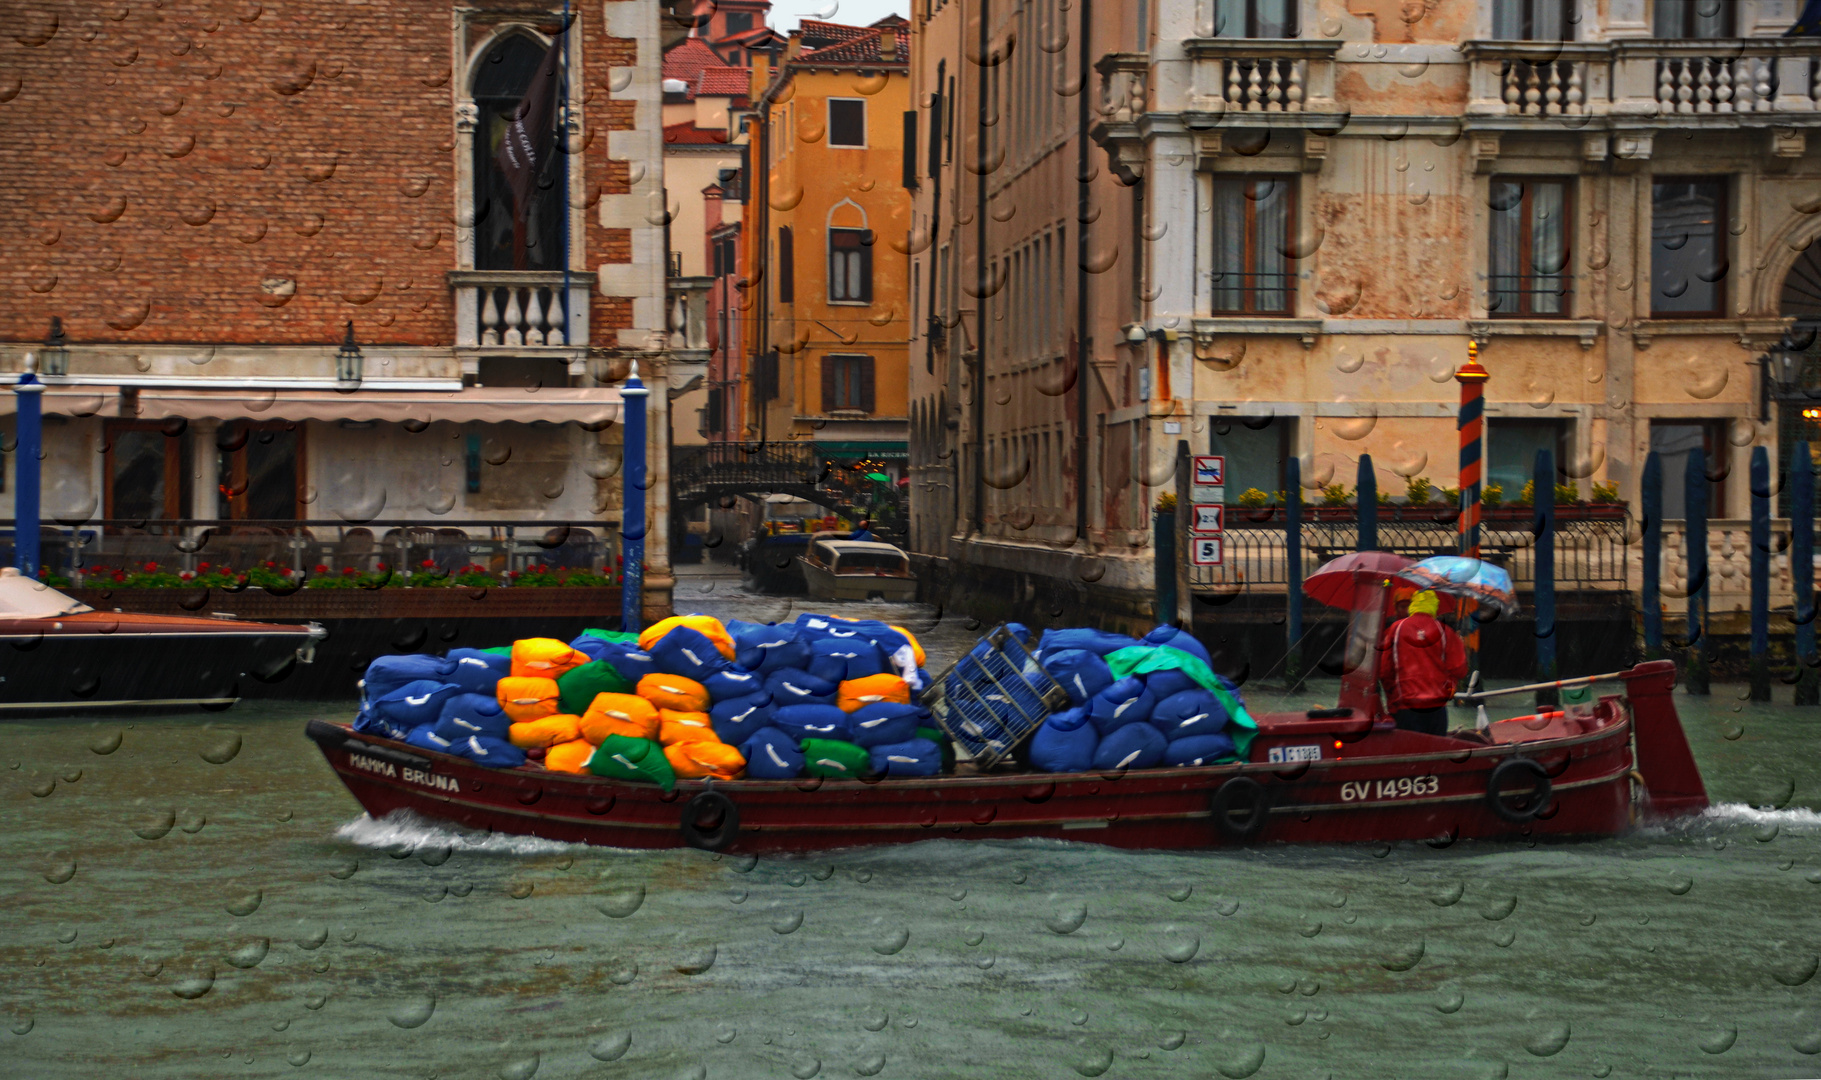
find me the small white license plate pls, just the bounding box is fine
[1268,744,1322,764]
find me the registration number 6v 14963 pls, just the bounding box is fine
[1339,776,1440,801]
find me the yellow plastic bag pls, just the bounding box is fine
[664,740,746,780]
[837,673,911,713]
[496,676,560,722]
[638,673,711,713]
[579,693,660,742]
[511,638,588,680]
[543,739,596,774]
[638,615,736,660]
[508,713,582,750]
[658,709,719,746]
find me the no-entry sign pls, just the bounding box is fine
[1190,503,1224,534]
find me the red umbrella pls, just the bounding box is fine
[1303,551,1414,609]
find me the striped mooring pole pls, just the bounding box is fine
[1455,341,1490,667]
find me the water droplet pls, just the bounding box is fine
[1699,1023,1738,1054]
[599,885,645,918]
[1215,1037,1266,1079]
[871,928,910,955]
[1772,952,1818,987]
[89,729,124,755]
[1072,1047,1113,1076]
[1162,930,1200,963]
[200,733,242,764]
[1159,1030,1185,1050]
[772,909,804,934]
[1667,872,1693,896]
[1436,991,1464,1014]
[1166,884,1192,902]
[1381,937,1426,972]
[1046,900,1088,934]
[854,1053,886,1076]
[789,1055,821,1079]
[287,1050,310,1067]
[675,945,717,975]
[498,1051,540,1080]
[43,860,75,885]
[508,882,535,899]
[861,1010,889,1032]
[225,889,263,917]
[170,966,216,1000]
[1431,881,1465,907]
[608,959,638,985]
[387,994,437,1028]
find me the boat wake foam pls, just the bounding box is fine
[1697,802,1821,830]
[334,808,593,857]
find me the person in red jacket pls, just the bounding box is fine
[1380,590,1468,735]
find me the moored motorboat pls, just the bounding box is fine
[798,535,918,602]
[0,567,325,713]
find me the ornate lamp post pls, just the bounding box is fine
[335,322,363,385]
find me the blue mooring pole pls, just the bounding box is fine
[1534,448,1557,709]
[1285,455,1304,686]
[1792,441,1817,706]
[620,362,649,634]
[1642,452,1663,660]
[1356,454,1377,553]
[1750,446,1771,702]
[13,356,43,579]
[1685,446,1709,695]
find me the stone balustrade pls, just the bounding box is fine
[446,270,595,351]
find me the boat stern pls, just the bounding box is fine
[1621,660,1709,817]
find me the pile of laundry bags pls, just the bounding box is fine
[1025,624,1256,773]
[352,612,946,789]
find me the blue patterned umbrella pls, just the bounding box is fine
[1395,556,1520,618]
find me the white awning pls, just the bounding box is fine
[1,386,623,427]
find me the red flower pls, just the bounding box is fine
[199,561,211,570]
[421,559,436,568]
[314,564,328,573]
[113,571,126,583]
[264,560,275,568]
[142,562,157,572]
[508,570,521,578]
[343,567,356,575]
[282,567,294,576]
[180,571,194,581]
[376,562,389,571]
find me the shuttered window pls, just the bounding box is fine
[828,228,873,303]
[821,354,875,413]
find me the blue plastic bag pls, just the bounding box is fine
[1142,667,1201,701]
[647,626,730,680]
[847,702,925,748]
[1092,722,1167,771]
[1029,717,1098,773]
[741,727,805,780]
[774,703,851,742]
[433,692,513,741]
[403,726,457,754]
[1036,627,1141,657]
[704,667,766,702]
[363,655,458,701]
[446,649,510,695]
[1150,688,1228,741]
[709,692,775,745]
[765,668,838,706]
[869,738,943,777]
[1088,677,1155,736]
[1042,649,1114,705]
[598,644,658,686]
[808,636,888,683]
[1163,733,1238,766]
[448,734,526,769]
[1142,625,1213,666]
[352,704,413,740]
[1047,703,1093,732]
[373,680,462,729]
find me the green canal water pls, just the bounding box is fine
[4,578,1821,1079]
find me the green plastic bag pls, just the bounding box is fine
[916,727,956,774]
[557,659,636,714]
[586,735,677,792]
[1103,646,1257,761]
[481,646,513,657]
[581,629,642,645]
[800,738,871,780]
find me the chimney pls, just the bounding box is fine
[879,27,897,61]
[785,30,802,61]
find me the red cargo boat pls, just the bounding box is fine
[307,561,1709,852]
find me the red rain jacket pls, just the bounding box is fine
[1379,613,1468,712]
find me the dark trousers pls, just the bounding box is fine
[1394,706,1449,736]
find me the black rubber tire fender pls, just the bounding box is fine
[680,790,741,851]
[1484,757,1552,823]
[1210,776,1270,842]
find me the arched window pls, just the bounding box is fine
[472,33,565,271]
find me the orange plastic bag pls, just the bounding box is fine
[664,740,746,780]
[543,739,596,774]
[638,673,711,713]
[511,638,588,680]
[497,676,561,721]
[837,673,911,713]
[508,713,582,750]
[658,709,719,746]
[580,693,660,742]
[638,615,736,660]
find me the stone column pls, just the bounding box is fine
[190,418,220,522]
[640,343,676,622]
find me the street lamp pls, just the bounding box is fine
[39,317,69,378]
[335,321,363,385]
[1762,344,1804,422]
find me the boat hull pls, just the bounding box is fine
[0,619,317,713]
[798,559,920,602]
[307,714,1639,852]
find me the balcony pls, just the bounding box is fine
[667,275,714,368]
[448,270,595,352]
[1179,39,1344,124]
[1465,39,1821,125]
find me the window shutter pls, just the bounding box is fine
[859,238,874,303]
[859,356,876,414]
[779,227,794,303]
[927,92,943,178]
[902,111,918,189]
[821,356,838,413]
